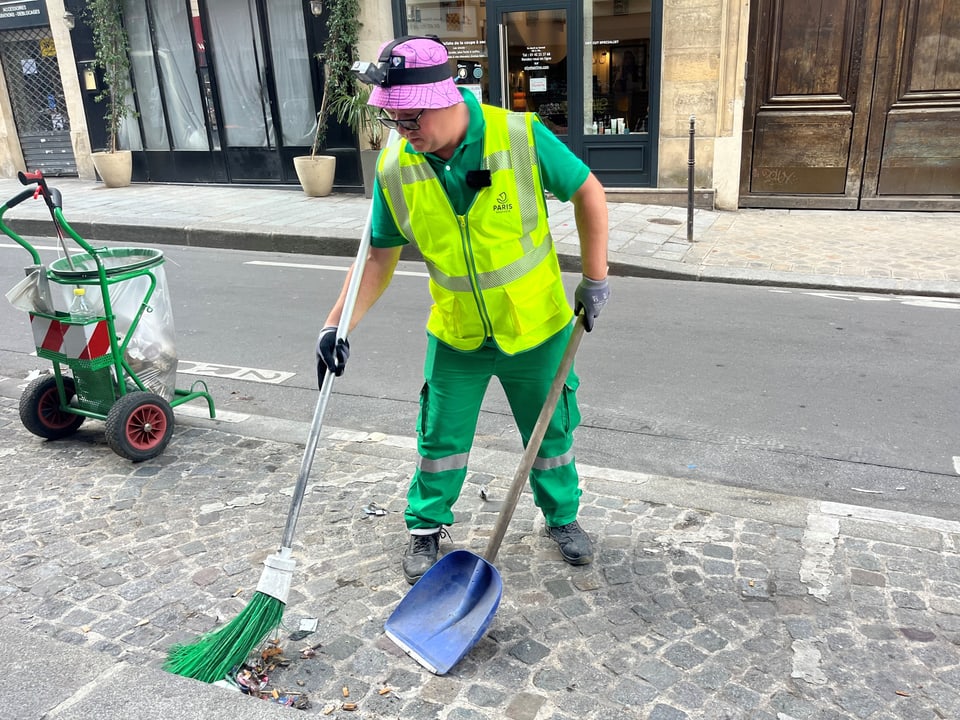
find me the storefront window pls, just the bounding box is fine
[584,0,651,135]
[265,0,315,146]
[406,0,489,102]
[125,0,207,151]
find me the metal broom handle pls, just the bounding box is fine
[279,133,400,551]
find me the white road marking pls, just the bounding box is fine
[770,288,960,311]
[1,243,82,253]
[900,298,960,310]
[178,360,295,385]
[954,456,960,475]
[245,260,430,278]
[175,404,248,423]
[805,292,856,302]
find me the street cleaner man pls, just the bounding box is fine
[316,36,610,584]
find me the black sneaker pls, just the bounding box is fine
[402,528,448,584]
[546,521,594,566]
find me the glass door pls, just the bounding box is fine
[488,1,581,145]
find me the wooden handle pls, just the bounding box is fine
[483,319,586,562]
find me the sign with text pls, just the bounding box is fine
[0,0,49,30]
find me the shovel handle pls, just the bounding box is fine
[483,317,586,562]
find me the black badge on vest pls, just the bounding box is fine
[466,170,492,189]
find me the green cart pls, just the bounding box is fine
[2,171,215,461]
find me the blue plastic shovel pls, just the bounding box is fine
[385,319,586,674]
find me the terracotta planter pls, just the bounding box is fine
[294,155,336,197]
[91,150,132,188]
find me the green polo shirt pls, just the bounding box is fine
[370,89,590,248]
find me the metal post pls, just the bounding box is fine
[687,115,696,242]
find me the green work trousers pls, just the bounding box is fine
[405,321,582,532]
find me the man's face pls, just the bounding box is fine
[381,105,463,156]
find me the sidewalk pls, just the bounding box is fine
[1,178,959,297]
[2,386,960,719]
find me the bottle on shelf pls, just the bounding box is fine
[69,287,96,322]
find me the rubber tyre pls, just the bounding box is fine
[19,374,85,439]
[105,391,174,462]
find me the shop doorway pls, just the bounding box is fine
[490,3,577,140]
[0,26,76,175]
[741,0,960,210]
[486,0,655,186]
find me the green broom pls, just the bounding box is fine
[164,137,394,682]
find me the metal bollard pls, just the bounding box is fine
[687,115,696,243]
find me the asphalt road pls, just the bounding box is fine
[2,239,959,521]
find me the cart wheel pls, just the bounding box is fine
[19,374,85,439]
[105,391,174,462]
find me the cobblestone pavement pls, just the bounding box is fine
[3,391,960,719]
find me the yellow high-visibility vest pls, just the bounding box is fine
[377,105,572,354]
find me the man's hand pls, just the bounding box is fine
[316,325,350,389]
[574,276,610,332]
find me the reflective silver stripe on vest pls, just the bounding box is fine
[532,449,575,472]
[381,112,547,288]
[426,114,551,294]
[379,150,416,240]
[486,148,511,174]
[418,451,470,474]
[425,234,554,293]
[506,114,540,255]
[401,162,433,185]
[423,258,474,293]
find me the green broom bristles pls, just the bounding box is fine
[164,591,286,683]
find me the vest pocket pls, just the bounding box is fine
[504,279,565,337]
[429,292,486,347]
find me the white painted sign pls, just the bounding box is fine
[178,360,295,385]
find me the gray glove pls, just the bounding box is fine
[574,276,610,332]
[316,325,350,389]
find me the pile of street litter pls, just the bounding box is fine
[214,636,312,710]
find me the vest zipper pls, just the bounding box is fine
[458,214,494,339]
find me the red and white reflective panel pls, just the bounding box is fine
[30,316,111,361]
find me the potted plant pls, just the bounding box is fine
[293,100,337,197]
[86,0,136,188]
[294,0,360,197]
[330,83,383,198]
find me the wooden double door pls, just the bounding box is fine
[741,0,960,210]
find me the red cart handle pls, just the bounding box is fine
[15,169,61,210]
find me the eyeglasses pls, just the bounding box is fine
[377,108,427,131]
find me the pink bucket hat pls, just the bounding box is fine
[367,36,463,110]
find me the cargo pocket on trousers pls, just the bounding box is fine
[418,382,430,437]
[561,372,581,434]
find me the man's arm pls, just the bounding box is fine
[324,245,403,330]
[571,172,609,280]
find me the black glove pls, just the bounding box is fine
[574,276,610,332]
[316,325,350,389]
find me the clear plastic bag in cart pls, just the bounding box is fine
[109,267,178,401]
[48,249,178,401]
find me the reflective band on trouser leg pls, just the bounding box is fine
[405,336,494,530]
[529,444,581,528]
[405,454,471,531]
